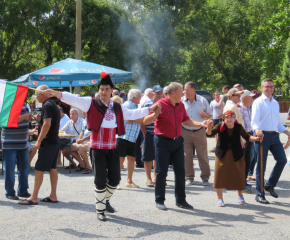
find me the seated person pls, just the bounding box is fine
[75,112,92,174]
[57,106,70,166]
[61,108,85,170]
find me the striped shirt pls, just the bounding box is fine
[239,103,252,132]
[118,100,140,143]
[1,103,29,149]
[141,99,155,134]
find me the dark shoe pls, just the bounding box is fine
[176,202,194,209]
[97,212,107,221]
[156,203,167,210]
[135,164,144,168]
[255,195,269,204]
[6,195,19,200]
[106,201,115,213]
[264,185,278,198]
[18,193,31,198]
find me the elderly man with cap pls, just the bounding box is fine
[239,90,256,192]
[43,73,161,221]
[141,85,164,187]
[223,88,244,126]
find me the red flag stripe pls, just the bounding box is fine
[7,85,29,127]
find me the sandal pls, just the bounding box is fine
[64,164,76,169]
[18,199,38,205]
[75,165,86,172]
[217,199,225,207]
[40,197,58,203]
[238,196,245,205]
[82,168,92,174]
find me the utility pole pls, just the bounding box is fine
[74,0,82,95]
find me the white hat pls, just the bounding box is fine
[241,90,255,99]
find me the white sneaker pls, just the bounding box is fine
[125,182,140,188]
[186,179,193,186]
[116,184,121,190]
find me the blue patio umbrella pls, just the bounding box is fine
[13,74,100,88]
[12,58,132,92]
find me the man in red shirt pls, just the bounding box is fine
[144,82,210,210]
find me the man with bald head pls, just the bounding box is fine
[19,85,60,205]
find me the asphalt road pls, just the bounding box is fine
[0,134,290,239]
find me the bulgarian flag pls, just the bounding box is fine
[0,80,29,127]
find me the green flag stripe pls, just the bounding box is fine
[0,82,18,127]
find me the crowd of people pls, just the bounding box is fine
[1,74,290,221]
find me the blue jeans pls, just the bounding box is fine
[254,133,287,197]
[154,135,186,204]
[135,131,144,166]
[3,148,29,196]
[248,145,257,176]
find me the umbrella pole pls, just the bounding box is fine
[260,139,263,193]
[69,81,72,93]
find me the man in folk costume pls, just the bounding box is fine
[44,72,161,221]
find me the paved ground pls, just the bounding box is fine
[0,135,290,239]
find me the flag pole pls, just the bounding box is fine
[28,87,55,96]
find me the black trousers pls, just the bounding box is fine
[154,135,186,204]
[90,148,120,189]
[135,131,144,165]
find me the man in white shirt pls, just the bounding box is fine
[57,106,70,166]
[139,88,153,107]
[43,72,161,221]
[252,78,290,204]
[58,106,70,129]
[61,108,85,170]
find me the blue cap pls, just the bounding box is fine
[152,85,163,92]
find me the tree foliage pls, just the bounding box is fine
[1,0,290,97]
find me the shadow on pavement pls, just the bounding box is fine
[55,228,105,238]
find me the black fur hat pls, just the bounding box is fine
[97,72,114,89]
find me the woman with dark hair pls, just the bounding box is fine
[206,110,260,207]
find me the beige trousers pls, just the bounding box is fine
[182,127,211,180]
